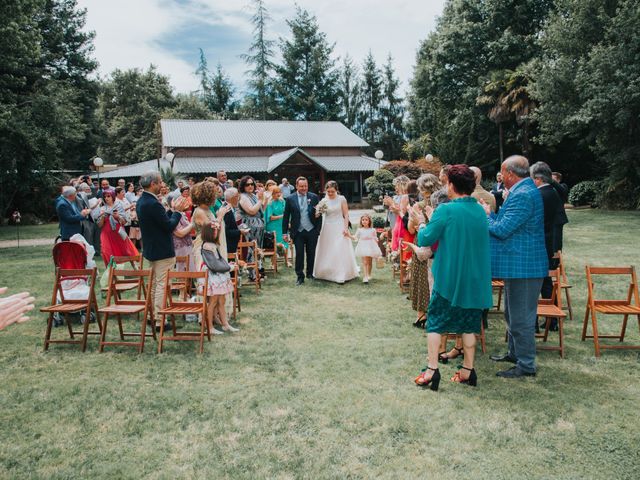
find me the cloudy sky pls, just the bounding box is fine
[77,0,446,95]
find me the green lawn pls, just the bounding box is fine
[0,210,639,479]
[0,222,59,241]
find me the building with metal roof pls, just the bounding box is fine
[103,120,385,201]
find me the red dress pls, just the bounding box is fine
[100,214,139,266]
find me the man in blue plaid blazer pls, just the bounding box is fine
[482,155,548,378]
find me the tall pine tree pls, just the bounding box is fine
[358,51,382,148]
[337,54,362,131]
[240,0,277,119]
[275,7,339,120]
[210,63,236,118]
[379,54,405,160]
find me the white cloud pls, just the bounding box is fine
[78,0,445,94]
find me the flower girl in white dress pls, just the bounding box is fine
[353,214,383,283]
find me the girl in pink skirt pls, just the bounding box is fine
[200,222,239,334]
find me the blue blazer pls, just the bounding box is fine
[282,192,322,239]
[488,178,548,279]
[56,195,84,241]
[136,191,182,261]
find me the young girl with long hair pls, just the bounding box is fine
[200,222,238,335]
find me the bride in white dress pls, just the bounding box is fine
[313,181,359,283]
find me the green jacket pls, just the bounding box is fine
[417,196,492,309]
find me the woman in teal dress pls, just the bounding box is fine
[263,187,291,267]
[411,164,493,391]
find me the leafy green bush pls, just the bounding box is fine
[382,160,423,179]
[372,216,386,228]
[569,181,604,207]
[365,169,395,202]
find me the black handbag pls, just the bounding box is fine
[201,245,231,274]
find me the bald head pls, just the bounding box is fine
[501,155,530,189]
[470,166,482,186]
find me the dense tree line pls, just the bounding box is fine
[408,0,640,208]
[0,0,406,219]
[4,0,637,219]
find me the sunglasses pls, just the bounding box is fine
[246,183,255,186]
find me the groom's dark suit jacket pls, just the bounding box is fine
[282,192,322,239]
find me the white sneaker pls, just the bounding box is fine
[363,277,369,284]
[212,328,224,335]
[223,325,240,333]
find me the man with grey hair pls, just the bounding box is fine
[279,177,294,198]
[136,171,182,330]
[470,166,496,213]
[223,187,242,254]
[531,161,563,330]
[56,186,91,240]
[480,155,548,378]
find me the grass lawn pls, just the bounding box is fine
[0,209,639,479]
[0,223,59,241]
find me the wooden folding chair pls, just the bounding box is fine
[102,255,146,300]
[42,268,100,352]
[582,265,640,357]
[492,279,504,312]
[98,269,155,353]
[553,252,574,320]
[157,271,210,353]
[399,245,411,292]
[536,269,567,357]
[171,255,191,300]
[261,232,278,275]
[237,238,261,293]
[228,252,241,319]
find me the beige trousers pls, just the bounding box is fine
[149,257,175,322]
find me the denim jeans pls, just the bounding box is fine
[504,277,543,373]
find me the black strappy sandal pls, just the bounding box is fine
[451,365,477,387]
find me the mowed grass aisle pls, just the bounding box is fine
[0,209,639,479]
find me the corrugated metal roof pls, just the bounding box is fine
[100,159,169,178]
[314,155,386,172]
[161,119,369,148]
[267,147,299,172]
[101,154,383,179]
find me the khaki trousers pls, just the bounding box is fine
[149,257,175,322]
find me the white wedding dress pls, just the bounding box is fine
[313,195,359,283]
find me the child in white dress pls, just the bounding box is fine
[200,222,238,335]
[353,214,383,283]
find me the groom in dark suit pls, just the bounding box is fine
[282,177,322,286]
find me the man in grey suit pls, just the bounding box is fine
[282,177,322,286]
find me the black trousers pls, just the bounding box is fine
[293,229,318,280]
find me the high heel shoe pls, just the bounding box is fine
[412,314,426,329]
[441,346,464,362]
[451,366,477,387]
[438,351,449,364]
[414,367,441,391]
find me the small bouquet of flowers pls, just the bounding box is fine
[315,199,329,216]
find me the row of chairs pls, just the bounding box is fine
[41,235,283,353]
[491,260,640,358]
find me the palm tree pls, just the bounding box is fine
[477,68,536,161]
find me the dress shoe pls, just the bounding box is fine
[296,278,304,286]
[496,366,536,378]
[306,274,315,280]
[490,353,517,363]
